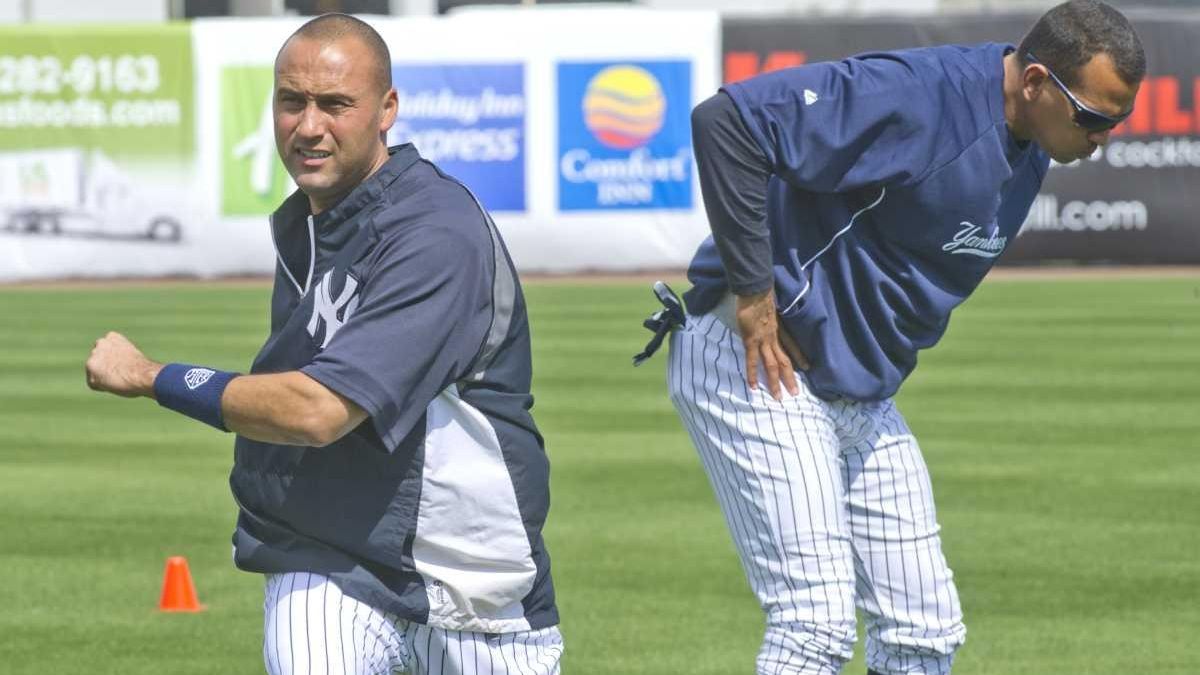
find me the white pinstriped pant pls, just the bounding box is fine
[667,312,966,675]
[262,573,563,675]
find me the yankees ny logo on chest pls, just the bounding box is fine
[307,269,360,348]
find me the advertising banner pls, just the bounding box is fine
[388,63,526,213]
[411,8,717,272]
[193,8,718,275]
[0,25,193,158]
[723,10,1200,264]
[221,65,293,217]
[4,9,721,280]
[0,24,203,280]
[556,60,693,212]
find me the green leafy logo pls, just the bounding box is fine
[221,66,292,215]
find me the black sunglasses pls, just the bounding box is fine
[1026,52,1132,132]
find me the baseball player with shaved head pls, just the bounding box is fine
[86,13,561,674]
[638,1,1144,673]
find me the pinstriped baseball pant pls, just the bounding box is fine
[262,573,563,675]
[667,312,966,675]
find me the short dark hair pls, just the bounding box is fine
[1018,0,1146,88]
[279,13,392,94]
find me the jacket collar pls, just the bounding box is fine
[311,144,420,229]
[269,144,420,295]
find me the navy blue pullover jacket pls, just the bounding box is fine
[685,43,1050,401]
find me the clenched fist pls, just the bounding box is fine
[85,332,162,398]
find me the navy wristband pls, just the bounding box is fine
[153,363,238,432]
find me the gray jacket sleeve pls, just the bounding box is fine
[691,90,774,296]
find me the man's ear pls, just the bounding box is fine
[1022,63,1050,103]
[379,87,398,133]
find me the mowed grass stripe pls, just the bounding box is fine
[0,275,1196,674]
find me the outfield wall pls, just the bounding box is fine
[0,8,720,281]
[0,8,1196,281]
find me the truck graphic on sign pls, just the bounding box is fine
[0,149,182,243]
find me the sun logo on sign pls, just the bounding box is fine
[582,65,666,150]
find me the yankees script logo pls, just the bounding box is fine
[941,221,1007,258]
[307,270,360,348]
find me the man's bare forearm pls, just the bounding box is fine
[86,331,365,447]
[221,372,367,447]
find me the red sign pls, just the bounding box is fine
[1113,76,1199,137]
[724,51,807,85]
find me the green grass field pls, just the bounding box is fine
[1,275,1198,674]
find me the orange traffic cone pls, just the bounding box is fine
[158,556,204,612]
